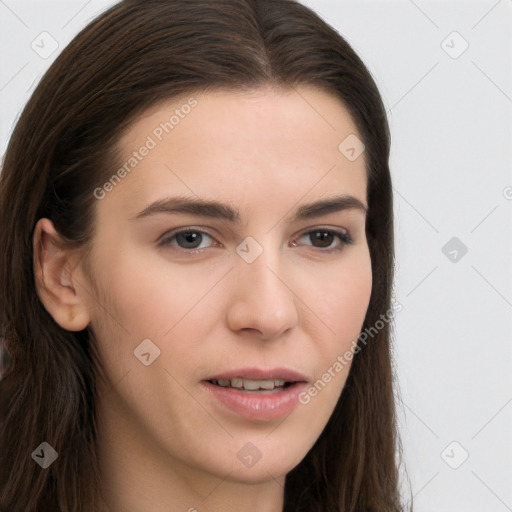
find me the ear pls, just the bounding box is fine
[33,218,91,331]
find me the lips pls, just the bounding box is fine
[202,367,309,420]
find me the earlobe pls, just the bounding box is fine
[33,218,91,332]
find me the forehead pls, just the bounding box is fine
[101,85,367,218]
[120,85,362,154]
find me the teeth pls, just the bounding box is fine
[243,379,272,390]
[212,378,288,390]
[231,377,243,389]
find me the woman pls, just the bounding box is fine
[0,0,405,510]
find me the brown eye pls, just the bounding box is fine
[310,230,334,247]
[292,228,353,252]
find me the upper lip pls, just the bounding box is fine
[206,367,309,383]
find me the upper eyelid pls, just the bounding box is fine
[159,224,350,236]
[157,226,217,243]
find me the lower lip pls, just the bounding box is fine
[202,381,308,421]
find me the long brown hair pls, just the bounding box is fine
[0,0,406,510]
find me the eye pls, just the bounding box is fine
[291,228,353,253]
[158,228,216,251]
[158,227,354,254]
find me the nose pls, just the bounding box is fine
[226,244,299,341]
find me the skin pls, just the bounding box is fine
[34,85,372,512]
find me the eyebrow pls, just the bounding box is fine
[131,194,368,224]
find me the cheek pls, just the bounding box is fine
[335,263,372,334]
[90,248,222,339]
[302,248,372,403]
[295,255,371,426]
[310,251,372,343]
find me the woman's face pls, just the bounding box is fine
[83,86,371,488]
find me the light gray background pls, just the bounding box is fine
[1,1,511,511]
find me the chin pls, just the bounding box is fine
[223,460,295,485]
[218,439,309,484]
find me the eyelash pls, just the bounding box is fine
[157,227,354,254]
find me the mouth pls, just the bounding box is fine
[202,368,309,420]
[207,377,296,393]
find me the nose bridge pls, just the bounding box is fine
[227,234,299,339]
